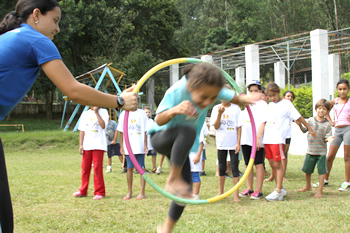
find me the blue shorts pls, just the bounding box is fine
[191,172,201,183]
[125,154,145,169]
[147,149,157,156]
[107,143,121,158]
[202,149,206,161]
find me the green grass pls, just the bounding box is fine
[1,118,350,232]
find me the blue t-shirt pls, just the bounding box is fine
[0,23,62,120]
[148,76,235,152]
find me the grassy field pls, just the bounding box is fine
[1,118,350,232]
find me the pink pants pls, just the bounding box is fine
[79,150,105,196]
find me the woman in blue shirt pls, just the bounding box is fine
[0,1,138,232]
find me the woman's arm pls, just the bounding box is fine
[41,59,138,110]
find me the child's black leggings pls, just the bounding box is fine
[151,125,196,221]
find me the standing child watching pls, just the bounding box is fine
[105,118,122,173]
[239,80,267,200]
[297,99,334,198]
[263,82,315,201]
[200,123,209,176]
[73,107,109,200]
[320,79,350,191]
[210,99,242,202]
[118,108,148,200]
[189,123,207,200]
[144,106,158,173]
[148,63,261,233]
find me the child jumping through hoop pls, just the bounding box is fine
[148,62,262,233]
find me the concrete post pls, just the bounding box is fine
[146,78,155,115]
[328,54,340,100]
[169,63,179,86]
[245,44,260,84]
[274,62,285,88]
[311,29,329,116]
[235,67,245,90]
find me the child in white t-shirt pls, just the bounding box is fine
[117,108,148,200]
[239,80,267,200]
[144,106,158,173]
[263,83,315,201]
[189,122,207,200]
[210,100,242,202]
[73,107,109,200]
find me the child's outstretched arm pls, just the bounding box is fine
[156,100,194,126]
[231,93,263,108]
[297,116,316,139]
[296,120,308,133]
[326,99,335,127]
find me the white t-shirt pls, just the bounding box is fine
[117,109,148,155]
[78,108,109,151]
[210,103,242,150]
[146,117,155,150]
[263,99,301,144]
[189,152,203,172]
[240,100,268,147]
[200,122,209,149]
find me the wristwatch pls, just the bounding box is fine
[117,96,125,108]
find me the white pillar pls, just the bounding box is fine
[311,29,329,116]
[274,62,285,88]
[235,67,245,90]
[201,55,214,64]
[146,78,155,114]
[328,54,340,100]
[169,63,179,86]
[245,44,260,84]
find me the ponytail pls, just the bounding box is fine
[0,0,59,35]
[0,11,22,35]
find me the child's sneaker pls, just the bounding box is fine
[280,187,287,196]
[152,167,157,173]
[156,167,162,175]
[105,169,112,173]
[239,189,254,197]
[265,191,283,201]
[338,182,350,191]
[313,181,328,187]
[250,190,263,200]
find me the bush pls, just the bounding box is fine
[281,85,313,118]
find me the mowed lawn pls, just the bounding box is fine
[1,122,350,232]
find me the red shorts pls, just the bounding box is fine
[265,144,285,162]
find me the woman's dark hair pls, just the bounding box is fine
[182,63,225,90]
[336,79,349,88]
[283,90,295,100]
[0,0,59,35]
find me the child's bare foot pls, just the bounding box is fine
[157,224,169,233]
[314,193,322,198]
[165,177,191,198]
[264,177,274,182]
[233,198,241,203]
[298,187,312,192]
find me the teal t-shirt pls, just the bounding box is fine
[148,76,235,152]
